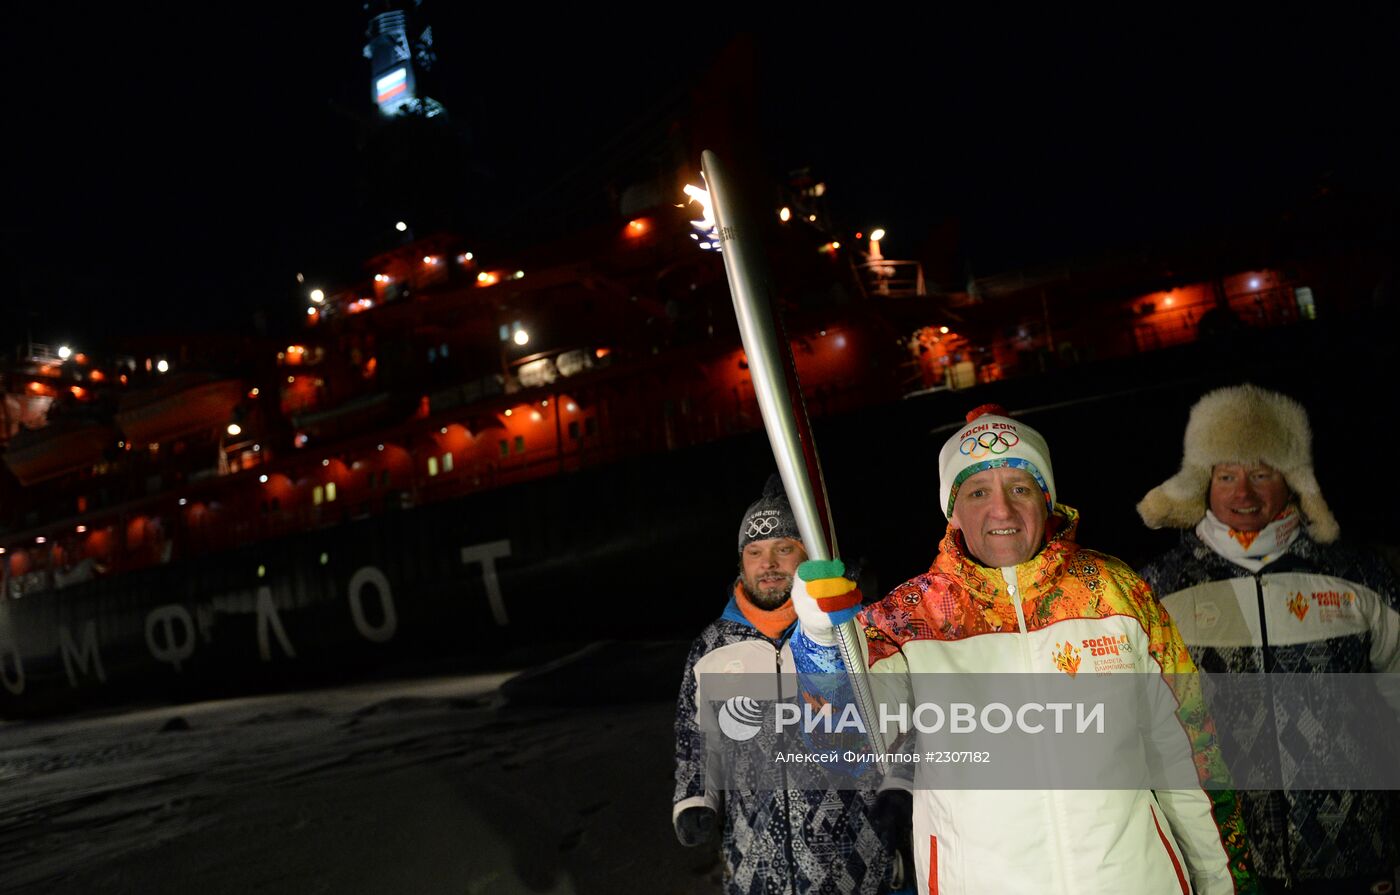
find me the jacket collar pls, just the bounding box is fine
[719,588,797,642]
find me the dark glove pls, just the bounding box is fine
[871,788,913,849]
[871,789,915,889]
[675,805,718,847]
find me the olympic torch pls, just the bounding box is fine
[697,149,888,764]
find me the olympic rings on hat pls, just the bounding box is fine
[745,516,780,538]
[959,430,1020,459]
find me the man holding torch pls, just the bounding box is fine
[789,405,1256,894]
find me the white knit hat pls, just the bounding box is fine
[938,404,1056,519]
[1136,384,1339,543]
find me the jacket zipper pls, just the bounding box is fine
[1003,567,1070,895]
[1254,574,1273,673]
[1253,573,1295,886]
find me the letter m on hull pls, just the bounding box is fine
[60,621,107,687]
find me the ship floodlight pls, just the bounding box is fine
[779,207,791,222]
[253,443,261,452]
[440,427,448,434]
[58,345,73,359]
[939,326,949,334]
[395,221,408,232]
[1249,277,1261,289]
[504,409,513,417]
[808,214,817,222]
[76,525,87,533]
[514,270,524,279]
[832,241,840,249]
[307,307,318,316]
[157,359,170,373]
[322,458,330,467]
[178,498,187,506]
[869,228,886,242]
[310,289,325,303]
[259,474,269,483]
[227,423,242,437]
[513,329,529,346]
[566,402,576,412]
[36,537,47,545]
[377,444,385,451]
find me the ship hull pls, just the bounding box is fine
[3,323,1395,717]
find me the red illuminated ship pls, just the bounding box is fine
[0,14,1370,716]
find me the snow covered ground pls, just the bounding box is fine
[0,645,722,894]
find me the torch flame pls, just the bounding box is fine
[683,184,714,230]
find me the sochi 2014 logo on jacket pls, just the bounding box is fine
[1052,641,1081,677]
[1291,589,1357,623]
[1287,592,1310,621]
[1079,633,1135,672]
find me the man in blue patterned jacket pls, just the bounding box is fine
[1139,384,1400,894]
[673,476,900,895]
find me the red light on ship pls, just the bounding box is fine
[625,218,651,238]
[89,369,105,382]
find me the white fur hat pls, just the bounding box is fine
[939,404,1056,519]
[1137,384,1338,542]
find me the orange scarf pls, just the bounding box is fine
[734,582,797,639]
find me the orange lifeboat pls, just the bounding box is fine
[2,415,118,485]
[115,374,244,446]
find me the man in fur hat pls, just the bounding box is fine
[1139,384,1400,894]
[672,475,901,894]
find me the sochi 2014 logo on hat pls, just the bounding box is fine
[718,696,765,741]
[744,510,781,539]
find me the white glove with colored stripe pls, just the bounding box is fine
[791,559,863,647]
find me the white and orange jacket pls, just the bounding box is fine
[793,507,1255,895]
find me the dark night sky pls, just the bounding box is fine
[5,10,1397,353]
